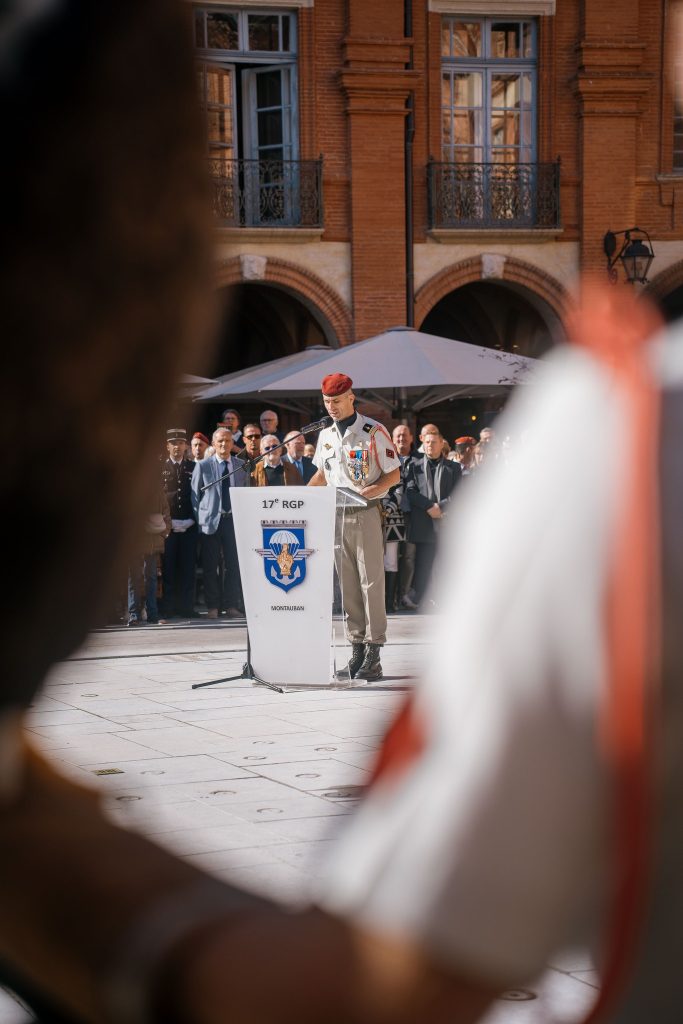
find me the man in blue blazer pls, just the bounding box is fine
[191,427,248,618]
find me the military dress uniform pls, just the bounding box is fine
[161,454,197,617]
[314,412,398,653]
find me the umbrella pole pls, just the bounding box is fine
[397,387,409,425]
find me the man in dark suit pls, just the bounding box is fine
[388,424,419,611]
[191,427,248,618]
[405,423,461,607]
[283,429,317,483]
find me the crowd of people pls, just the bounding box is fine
[5,4,674,1019]
[125,405,312,626]
[381,421,503,613]
[124,400,501,632]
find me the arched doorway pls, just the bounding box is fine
[207,281,338,378]
[420,279,562,358]
[658,283,683,324]
[191,281,339,439]
[646,262,683,325]
[415,278,564,443]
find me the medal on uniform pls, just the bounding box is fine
[347,446,369,482]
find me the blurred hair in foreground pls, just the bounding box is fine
[0,0,216,708]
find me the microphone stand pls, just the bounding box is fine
[192,416,330,692]
[199,417,330,494]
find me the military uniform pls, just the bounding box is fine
[314,413,398,647]
[161,456,197,617]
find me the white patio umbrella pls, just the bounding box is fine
[258,327,539,414]
[179,373,218,399]
[193,345,335,413]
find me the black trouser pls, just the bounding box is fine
[412,542,436,605]
[161,525,197,616]
[398,539,416,600]
[201,516,241,611]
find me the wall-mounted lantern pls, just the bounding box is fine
[603,227,655,284]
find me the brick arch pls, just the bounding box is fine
[644,260,683,304]
[415,254,571,333]
[214,255,353,348]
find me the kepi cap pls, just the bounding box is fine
[166,427,187,443]
[322,372,353,397]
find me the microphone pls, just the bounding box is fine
[300,416,331,434]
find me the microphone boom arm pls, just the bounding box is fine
[200,417,330,493]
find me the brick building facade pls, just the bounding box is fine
[193,0,683,424]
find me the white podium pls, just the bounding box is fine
[231,486,337,688]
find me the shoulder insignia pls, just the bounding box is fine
[386,448,395,459]
[363,423,373,434]
[323,442,333,450]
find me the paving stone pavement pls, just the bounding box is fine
[1,614,597,1023]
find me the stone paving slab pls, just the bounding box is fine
[208,740,375,770]
[4,615,598,1023]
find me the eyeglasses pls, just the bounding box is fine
[263,445,279,452]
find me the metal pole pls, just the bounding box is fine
[404,0,415,328]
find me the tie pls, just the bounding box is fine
[221,461,231,512]
[425,458,442,504]
[296,459,303,476]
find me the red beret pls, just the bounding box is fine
[455,436,476,445]
[192,432,210,445]
[321,372,353,397]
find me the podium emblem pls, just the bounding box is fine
[256,520,314,593]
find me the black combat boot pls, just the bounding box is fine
[338,642,365,681]
[355,643,383,681]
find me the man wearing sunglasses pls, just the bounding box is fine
[251,434,303,487]
[240,425,262,460]
[235,423,262,484]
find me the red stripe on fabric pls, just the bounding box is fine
[370,694,426,787]
[570,282,662,1024]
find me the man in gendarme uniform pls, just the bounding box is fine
[309,373,400,681]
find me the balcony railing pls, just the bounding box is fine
[209,157,323,228]
[428,159,561,230]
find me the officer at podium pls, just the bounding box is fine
[309,373,399,681]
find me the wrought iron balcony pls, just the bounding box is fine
[428,159,561,230]
[209,156,323,228]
